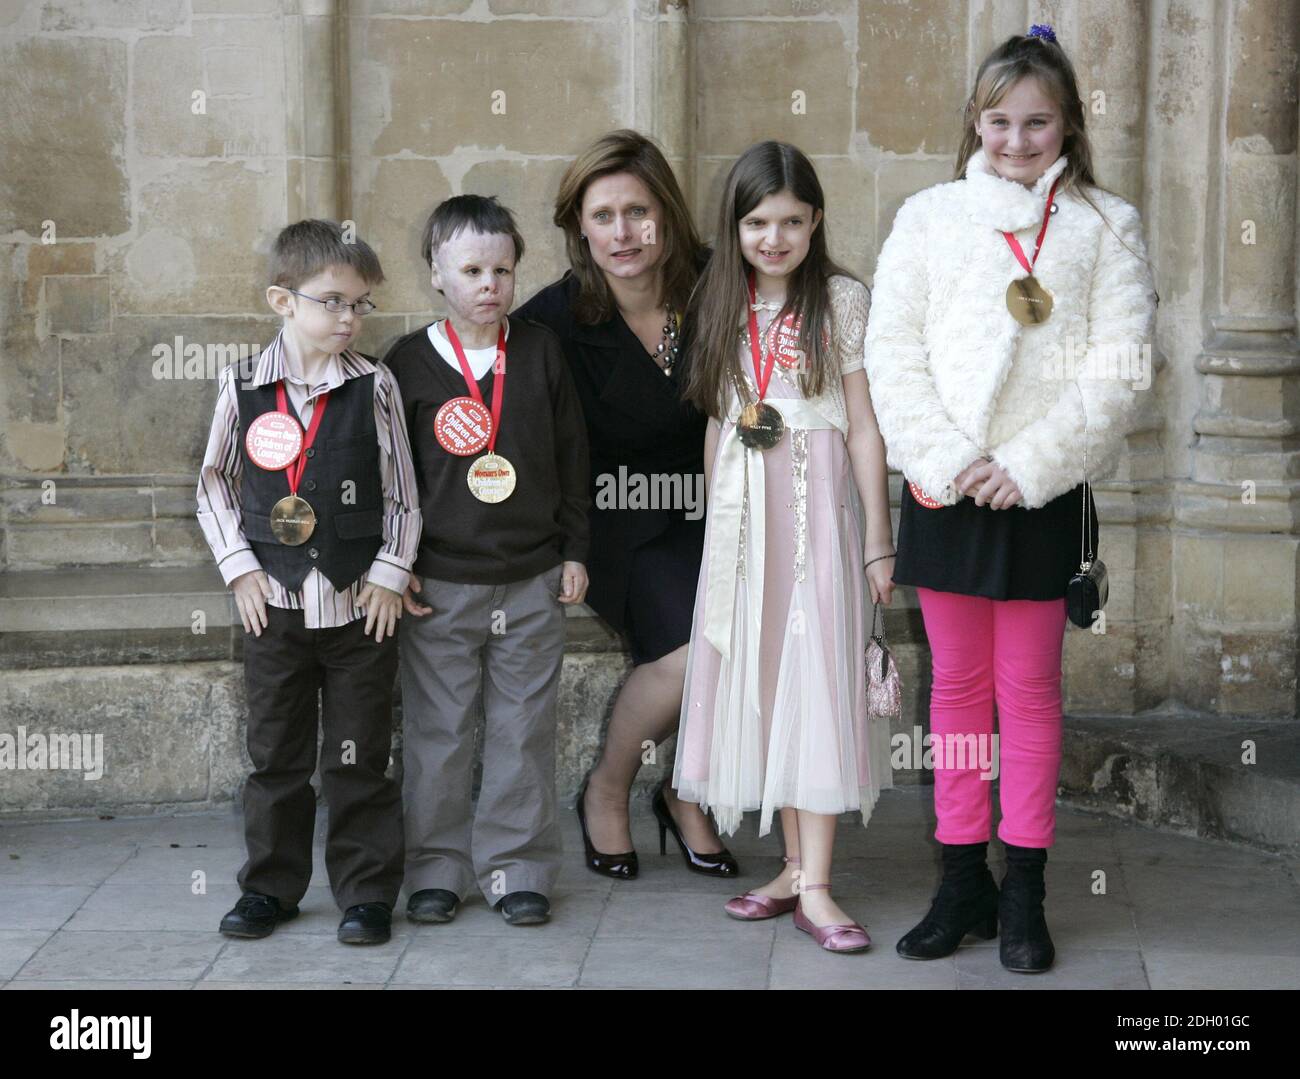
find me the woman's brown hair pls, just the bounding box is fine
[552,129,705,325]
[682,141,860,421]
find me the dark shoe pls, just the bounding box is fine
[896,842,999,960]
[406,888,460,924]
[219,892,299,939]
[998,843,1054,973]
[652,779,739,877]
[337,902,392,945]
[576,770,638,880]
[497,891,550,925]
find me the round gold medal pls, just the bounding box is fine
[1006,274,1054,326]
[467,452,516,503]
[269,494,316,545]
[737,401,785,450]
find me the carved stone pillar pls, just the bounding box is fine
[1173,0,1299,717]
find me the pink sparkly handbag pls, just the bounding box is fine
[865,602,901,718]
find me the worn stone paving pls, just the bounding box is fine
[1,787,1296,990]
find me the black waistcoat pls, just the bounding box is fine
[234,373,383,592]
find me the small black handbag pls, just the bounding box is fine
[1066,479,1107,628]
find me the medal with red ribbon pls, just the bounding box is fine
[737,273,786,450]
[767,308,804,370]
[245,398,304,472]
[442,320,515,503]
[266,382,328,545]
[1003,175,1061,326]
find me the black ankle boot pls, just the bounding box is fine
[896,842,999,960]
[998,843,1054,973]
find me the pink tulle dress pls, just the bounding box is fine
[672,277,893,836]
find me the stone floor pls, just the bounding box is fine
[0,786,1296,990]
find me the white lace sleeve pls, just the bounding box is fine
[829,275,869,375]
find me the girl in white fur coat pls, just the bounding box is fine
[863,26,1156,973]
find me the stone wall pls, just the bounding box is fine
[1,0,1297,764]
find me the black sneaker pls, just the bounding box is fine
[407,888,460,924]
[496,891,550,925]
[219,892,299,939]
[338,902,392,945]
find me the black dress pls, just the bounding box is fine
[513,271,706,665]
[892,478,1100,600]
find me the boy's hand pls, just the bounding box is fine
[402,574,433,618]
[232,569,273,637]
[357,582,403,642]
[558,561,588,605]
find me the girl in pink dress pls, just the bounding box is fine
[673,142,896,953]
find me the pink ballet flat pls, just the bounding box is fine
[723,854,801,921]
[725,892,799,920]
[793,884,871,953]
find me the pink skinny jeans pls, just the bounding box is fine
[915,587,1068,849]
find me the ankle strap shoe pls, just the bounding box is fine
[794,885,871,953]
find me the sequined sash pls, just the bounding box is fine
[703,395,846,659]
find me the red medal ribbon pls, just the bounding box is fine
[275,381,329,496]
[444,320,507,454]
[1001,176,1062,274]
[744,272,780,403]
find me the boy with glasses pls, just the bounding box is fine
[196,218,421,944]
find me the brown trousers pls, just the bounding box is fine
[237,605,403,911]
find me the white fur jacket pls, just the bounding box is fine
[862,147,1157,510]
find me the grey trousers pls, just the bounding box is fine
[399,563,566,904]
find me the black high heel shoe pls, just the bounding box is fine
[575,770,638,879]
[652,779,739,877]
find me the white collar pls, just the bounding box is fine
[963,147,1070,232]
[255,327,347,393]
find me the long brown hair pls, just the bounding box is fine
[682,141,859,420]
[552,129,704,325]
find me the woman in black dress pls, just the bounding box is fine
[514,129,737,878]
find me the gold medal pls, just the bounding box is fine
[1002,176,1062,327]
[261,381,327,546]
[1006,274,1054,326]
[269,494,316,545]
[739,274,788,451]
[467,452,516,503]
[737,401,785,450]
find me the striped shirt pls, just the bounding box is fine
[195,329,421,629]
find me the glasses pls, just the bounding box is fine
[286,289,377,316]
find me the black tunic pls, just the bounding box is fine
[514,270,706,664]
[892,478,1100,600]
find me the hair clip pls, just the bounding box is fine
[1027,23,1058,44]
